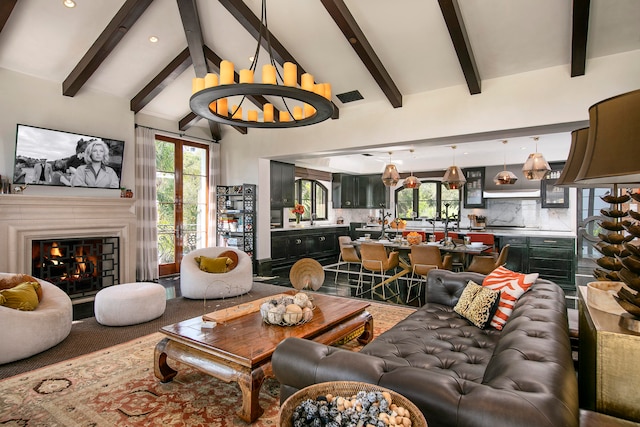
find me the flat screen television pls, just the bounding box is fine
[13,124,125,189]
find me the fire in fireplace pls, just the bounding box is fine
[32,237,119,299]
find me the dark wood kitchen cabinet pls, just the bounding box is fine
[270,161,295,209]
[332,173,388,209]
[332,173,357,208]
[527,236,575,292]
[498,235,576,293]
[270,226,349,274]
[541,162,569,208]
[463,167,485,208]
[500,236,528,273]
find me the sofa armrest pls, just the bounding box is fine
[273,337,400,400]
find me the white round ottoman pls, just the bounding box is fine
[95,282,166,326]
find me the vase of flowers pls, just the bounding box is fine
[292,203,305,225]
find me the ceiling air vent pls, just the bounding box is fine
[336,90,364,104]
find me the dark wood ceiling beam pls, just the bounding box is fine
[130,48,192,113]
[0,0,17,33]
[218,0,339,119]
[177,0,208,77]
[571,0,590,77]
[320,0,402,108]
[177,0,245,137]
[62,0,153,97]
[438,0,481,95]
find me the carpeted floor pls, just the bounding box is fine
[0,300,415,426]
[0,282,289,380]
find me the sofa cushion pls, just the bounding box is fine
[454,280,501,329]
[482,266,538,330]
[0,281,40,311]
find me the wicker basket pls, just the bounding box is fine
[278,381,428,427]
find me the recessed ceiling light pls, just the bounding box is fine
[63,0,76,8]
[149,36,159,43]
[249,56,255,62]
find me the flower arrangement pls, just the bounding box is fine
[291,203,305,224]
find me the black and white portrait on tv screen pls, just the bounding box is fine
[13,125,124,189]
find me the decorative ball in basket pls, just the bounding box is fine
[279,381,428,427]
[260,293,314,326]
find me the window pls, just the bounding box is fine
[395,181,460,220]
[293,179,328,221]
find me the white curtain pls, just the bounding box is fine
[135,126,159,281]
[208,142,221,246]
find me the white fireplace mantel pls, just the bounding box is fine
[0,195,137,283]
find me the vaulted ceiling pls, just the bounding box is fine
[1,0,639,171]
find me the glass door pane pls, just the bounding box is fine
[182,145,208,255]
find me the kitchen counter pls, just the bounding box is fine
[271,224,349,231]
[355,226,575,238]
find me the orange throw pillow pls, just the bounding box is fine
[218,250,239,272]
[482,266,538,330]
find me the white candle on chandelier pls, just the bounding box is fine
[239,69,253,84]
[264,104,274,122]
[192,77,205,94]
[262,64,276,84]
[217,98,228,117]
[220,60,234,85]
[284,62,297,86]
[301,73,314,91]
[204,73,218,88]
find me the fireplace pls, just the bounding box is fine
[0,195,137,287]
[32,237,120,299]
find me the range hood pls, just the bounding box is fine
[482,164,541,198]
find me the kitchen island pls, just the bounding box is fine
[353,225,577,293]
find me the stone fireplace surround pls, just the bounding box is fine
[0,195,136,288]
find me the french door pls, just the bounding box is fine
[156,135,210,276]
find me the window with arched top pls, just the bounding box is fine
[293,179,328,222]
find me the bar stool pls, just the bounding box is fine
[406,245,452,305]
[357,242,400,302]
[466,244,510,274]
[334,236,361,283]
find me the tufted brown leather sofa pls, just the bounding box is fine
[272,270,579,427]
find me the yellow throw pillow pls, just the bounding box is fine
[196,256,233,273]
[0,281,40,311]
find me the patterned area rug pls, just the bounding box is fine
[0,302,414,426]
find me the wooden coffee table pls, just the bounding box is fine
[154,292,373,423]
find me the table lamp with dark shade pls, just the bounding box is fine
[557,89,640,331]
[575,88,640,185]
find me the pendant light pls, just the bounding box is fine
[442,145,466,190]
[381,152,400,187]
[522,136,551,180]
[402,149,421,188]
[493,140,518,185]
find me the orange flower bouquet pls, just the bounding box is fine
[291,203,305,224]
